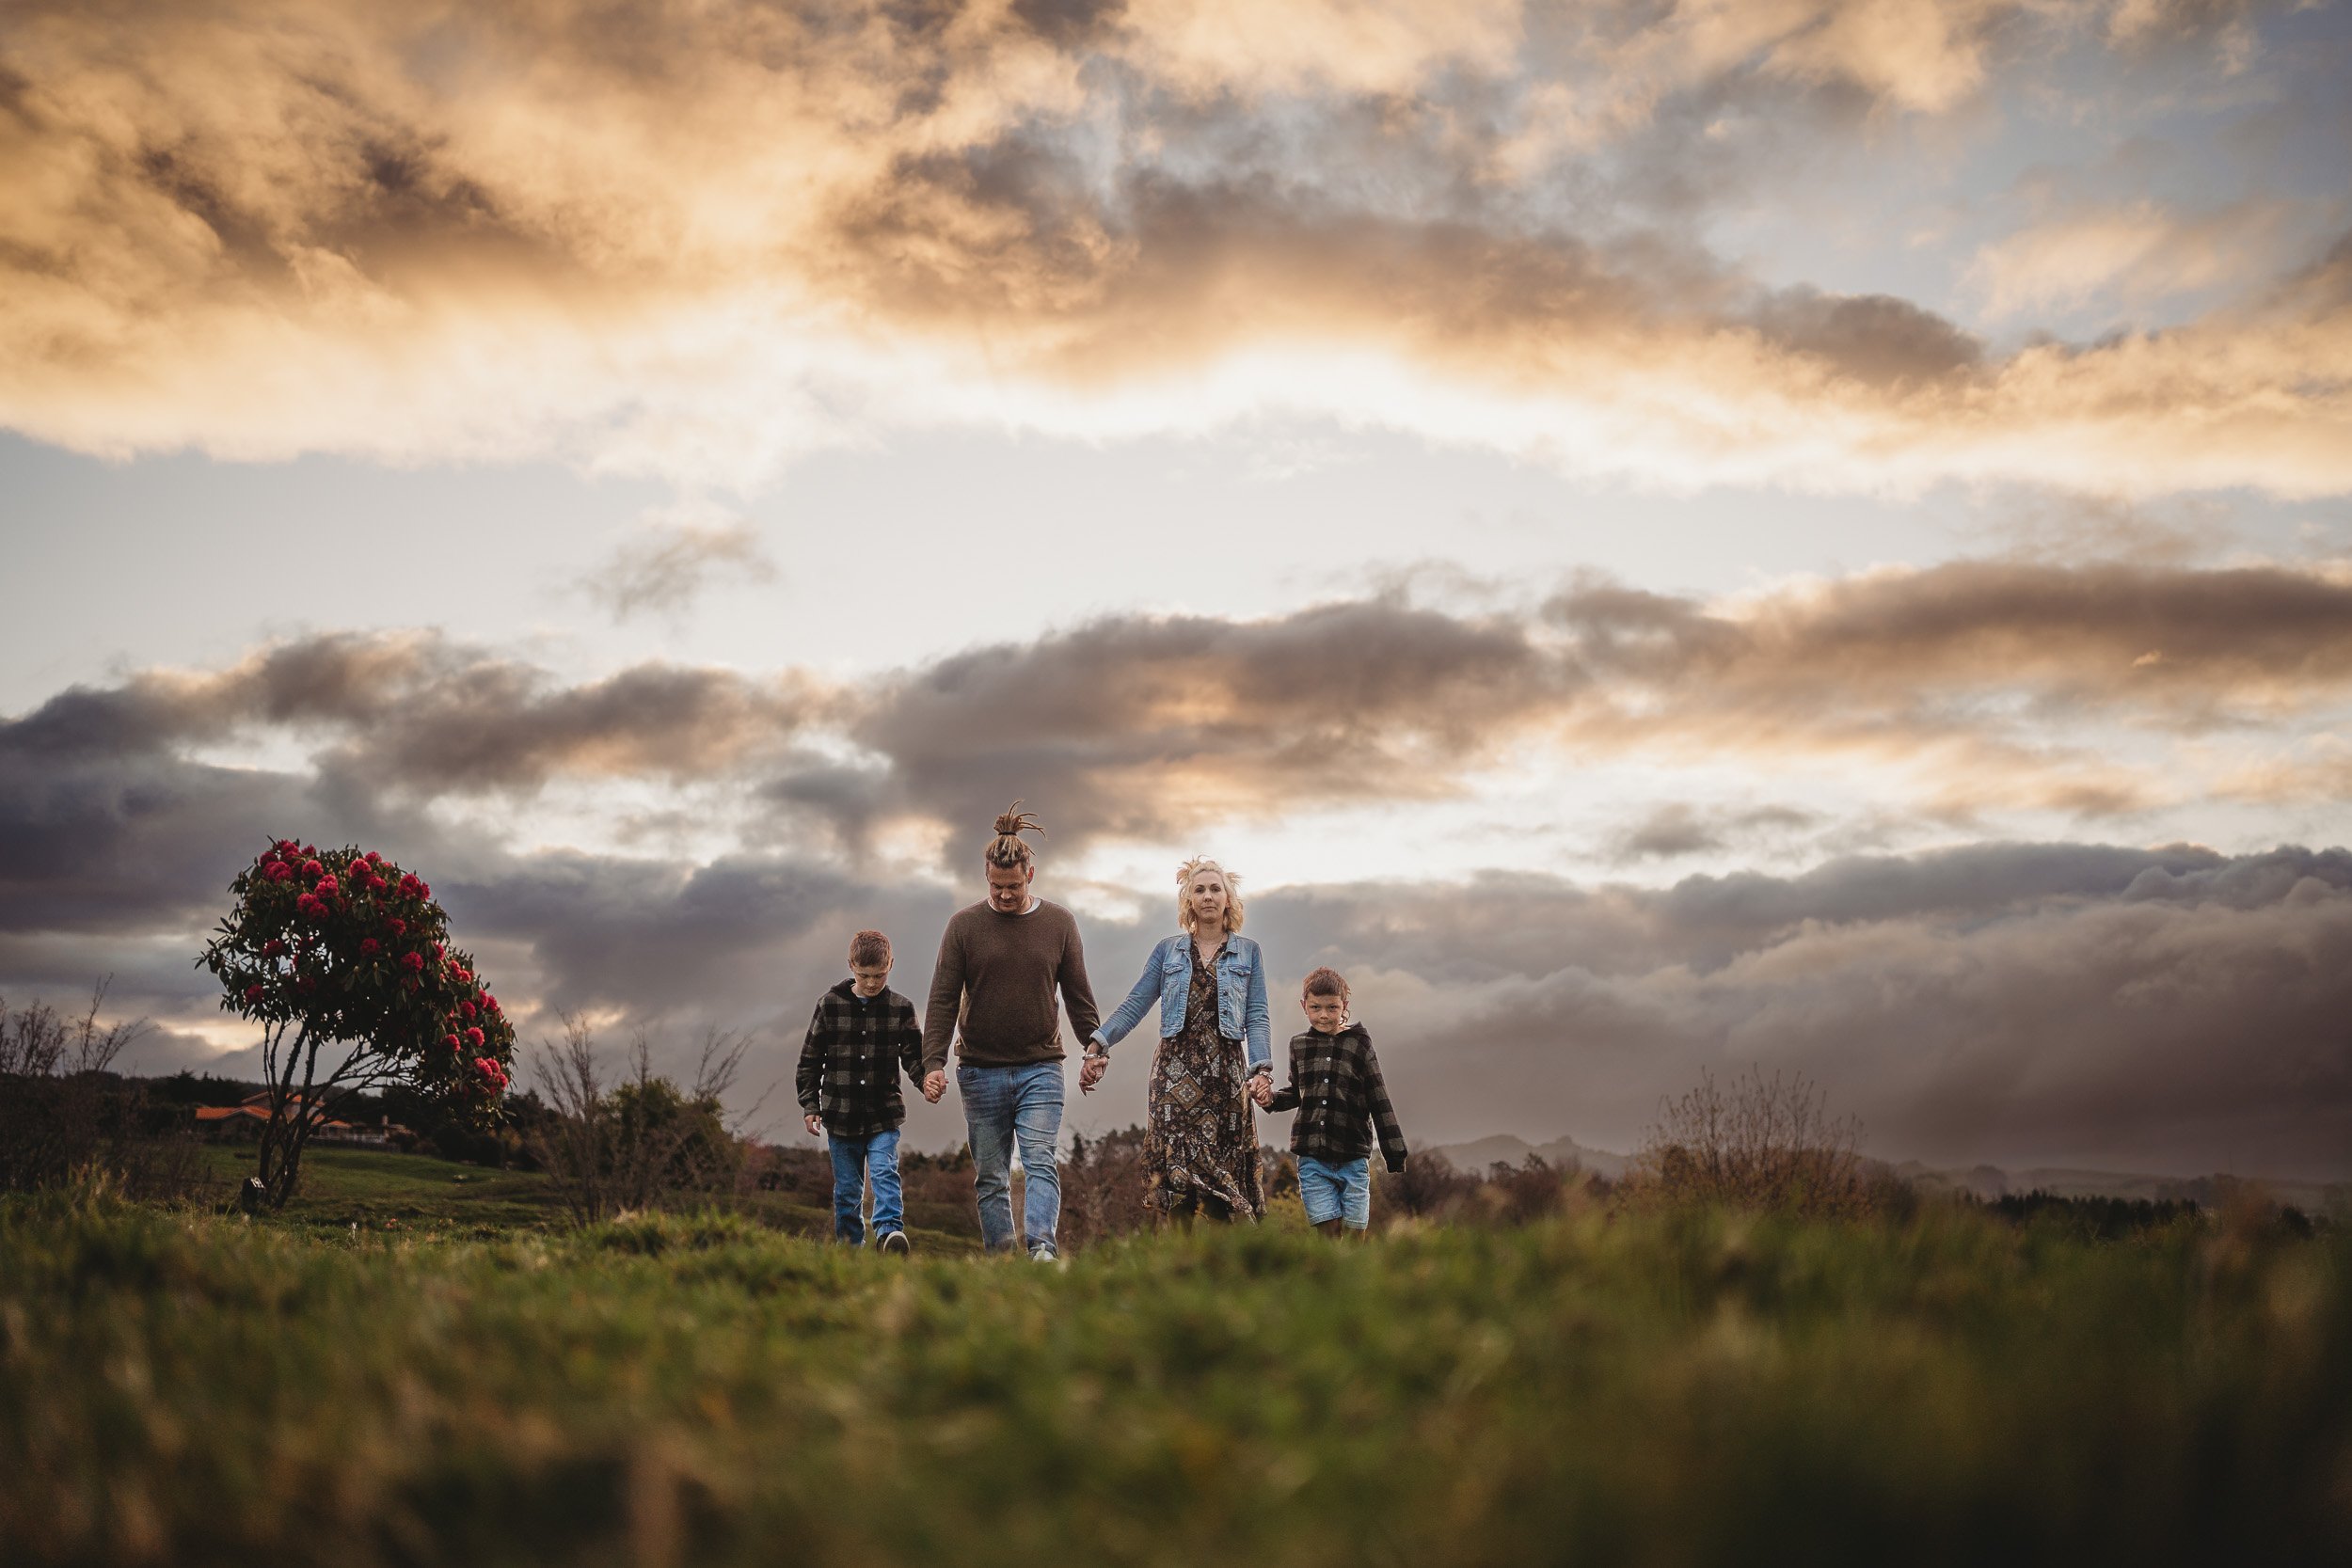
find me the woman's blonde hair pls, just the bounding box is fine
[1176,856,1245,934]
[985,801,1044,869]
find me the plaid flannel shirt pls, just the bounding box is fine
[1263,1022,1408,1172]
[796,980,924,1138]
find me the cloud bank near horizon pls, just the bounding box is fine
[3,560,2348,1178]
[5,0,2348,493]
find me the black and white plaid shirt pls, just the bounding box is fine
[796,980,924,1138]
[1263,1022,1408,1172]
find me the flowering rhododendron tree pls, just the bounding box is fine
[199,839,517,1208]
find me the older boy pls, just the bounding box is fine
[799,929,926,1254]
[1254,966,1407,1238]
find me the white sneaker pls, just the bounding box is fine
[1029,1245,1063,1265]
[879,1230,911,1257]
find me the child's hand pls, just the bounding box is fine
[803,1113,823,1137]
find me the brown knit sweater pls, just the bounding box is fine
[921,899,1103,1074]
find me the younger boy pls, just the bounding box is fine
[1253,967,1407,1238]
[798,929,926,1254]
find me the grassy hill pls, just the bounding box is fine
[4,1188,2346,1566]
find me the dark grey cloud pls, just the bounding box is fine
[1249,843,2352,1179]
[3,644,2346,1178]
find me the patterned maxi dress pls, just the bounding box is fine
[1144,940,1265,1220]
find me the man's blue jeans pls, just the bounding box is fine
[827,1128,903,1245]
[958,1061,1064,1257]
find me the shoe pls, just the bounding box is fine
[879,1230,911,1256]
[1029,1245,1063,1266]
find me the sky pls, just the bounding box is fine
[4,0,2350,1180]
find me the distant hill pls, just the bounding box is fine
[1430,1134,1629,1181]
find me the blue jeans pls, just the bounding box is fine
[959,1061,1064,1257]
[1297,1154,1373,1229]
[828,1128,903,1244]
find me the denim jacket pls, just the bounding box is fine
[1091,933,1272,1076]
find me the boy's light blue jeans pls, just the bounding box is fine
[1297,1153,1373,1229]
[958,1061,1064,1257]
[827,1128,904,1245]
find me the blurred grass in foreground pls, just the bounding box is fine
[4,1194,2346,1566]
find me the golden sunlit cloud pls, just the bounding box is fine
[4,0,2345,495]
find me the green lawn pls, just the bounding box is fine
[194,1144,986,1252]
[4,1192,2346,1566]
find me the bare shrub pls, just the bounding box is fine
[1483,1154,1570,1226]
[1384,1151,1478,1220]
[1059,1127,1151,1251]
[525,1015,755,1227]
[0,981,209,1200]
[1631,1067,1873,1217]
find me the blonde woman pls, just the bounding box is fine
[1083,858,1272,1223]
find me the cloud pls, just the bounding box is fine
[1,2,2346,495]
[578,507,778,624]
[1253,842,2352,1177]
[1610,802,1821,862]
[1966,198,2299,320]
[4,607,2348,1173]
[8,555,2352,912]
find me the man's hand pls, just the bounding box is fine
[1079,1052,1107,1093]
[922,1069,946,1103]
[803,1113,823,1137]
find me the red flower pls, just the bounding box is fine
[386,918,407,937]
[458,1001,476,1019]
[262,939,287,958]
[365,851,382,864]
[464,1027,485,1048]
[315,875,339,895]
[366,875,388,893]
[401,952,425,973]
[443,1034,461,1051]
[245,984,265,1003]
[483,994,501,1014]
[358,938,380,957]
[450,967,472,986]
[263,863,293,882]
[397,875,421,897]
[473,1057,507,1091]
[300,859,324,880]
[277,839,298,852]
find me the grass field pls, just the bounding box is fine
[188,1145,986,1251]
[5,1186,2348,1567]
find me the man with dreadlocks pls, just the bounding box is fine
[921,801,1104,1260]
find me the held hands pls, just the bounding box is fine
[922,1069,946,1103]
[1079,1051,1108,1094]
[1248,1075,1276,1109]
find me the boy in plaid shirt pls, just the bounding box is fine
[798,929,925,1253]
[1252,966,1407,1238]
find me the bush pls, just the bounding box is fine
[525,1015,752,1226]
[1629,1066,1876,1217]
[0,984,209,1201]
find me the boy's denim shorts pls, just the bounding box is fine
[1296,1153,1373,1229]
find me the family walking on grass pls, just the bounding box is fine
[797,804,1410,1259]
